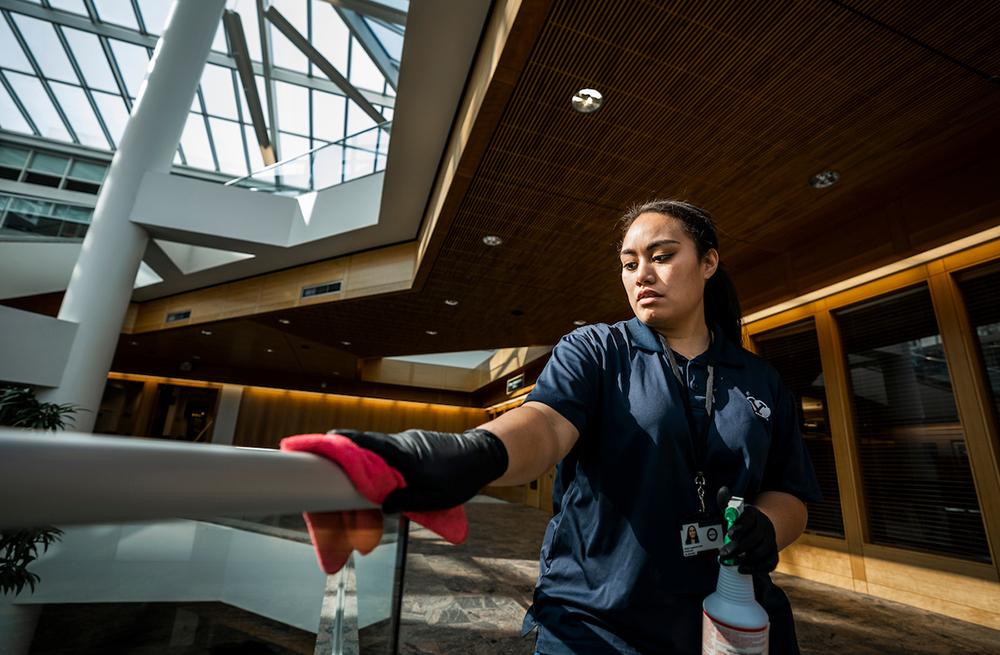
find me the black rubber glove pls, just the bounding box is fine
[330,428,509,514]
[716,486,779,574]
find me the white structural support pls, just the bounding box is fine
[38,0,226,431]
[0,428,375,528]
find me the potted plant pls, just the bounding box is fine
[0,385,79,596]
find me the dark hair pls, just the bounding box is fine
[617,199,743,346]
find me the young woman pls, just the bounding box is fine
[334,200,821,654]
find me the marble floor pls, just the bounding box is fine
[396,498,1000,655]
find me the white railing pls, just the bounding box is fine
[0,428,376,528]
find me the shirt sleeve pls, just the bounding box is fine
[760,379,823,503]
[524,329,602,438]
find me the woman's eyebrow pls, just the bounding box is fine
[620,239,681,256]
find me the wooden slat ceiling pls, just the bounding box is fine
[112,0,1000,392]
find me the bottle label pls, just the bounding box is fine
[702,611,768,655]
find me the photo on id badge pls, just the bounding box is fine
[680,521,723,557]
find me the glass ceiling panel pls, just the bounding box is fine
[279,131,310,159]
[364,17,403,62]
[109,40,149,98]
[63,28,118,93]
[136,0,172,35]
[208,117,247,176]
[270,0,309,73]
[12,14,78,84]
[275,80,308,135]
[229,0,262,62]
[312,2,349,72]
[0,1,402,178]
[0,81,33,134]
[0,18,33,74]
[348,39,384,93]
[47,0,88,16]
[5,72,70,141]
[93,0,139,30]
[200,64,238,120]
[179,113,214,170]
[50,82,108,148]
[312,89,345,143]
[92,91,129,145]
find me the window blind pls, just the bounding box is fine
[755,319,845,538]
[834,284,990,562]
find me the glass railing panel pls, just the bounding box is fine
[8,512,408,654]
[227,122,390,197]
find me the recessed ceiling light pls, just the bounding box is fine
[320,381,327,388]
[278,318,291,325]
[341,340,351,346]
[571,88,604,113]
[129,340,139,346]
[444,299,459,306]
[200,329,212,336]
[426,330,438,335]
[573,320,587,326]
[266,348,274,353]
[333,371,340,376]
[482,235,503,247]
[809,170,840,189]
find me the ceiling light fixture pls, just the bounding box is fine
[482,235,503,247]
[426,330,438,335]
[278,318,291,325]
[572,88,604,113]
[266,348,274,353]
[573,320,587,326]
[341,340,351,346]
[129,340,139,346]
[809,170,840,189]
[445,299,459,306]
[200,329,212,336]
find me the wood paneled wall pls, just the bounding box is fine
[232,386,488,449]
[749,234,1000,629]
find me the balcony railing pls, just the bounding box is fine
[0,428,406,655]
[226,122,391,197]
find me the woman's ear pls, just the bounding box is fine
[703,248,720,280]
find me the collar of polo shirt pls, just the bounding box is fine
[624,317,746,368]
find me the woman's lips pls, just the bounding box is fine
[638,294,662,306]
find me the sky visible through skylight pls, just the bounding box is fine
[0,0,402,178]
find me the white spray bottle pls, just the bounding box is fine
[702,496,769,654]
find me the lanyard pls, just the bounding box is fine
[661,330,715,515]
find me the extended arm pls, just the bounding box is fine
[477,401,580,486]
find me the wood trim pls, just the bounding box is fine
[126,243,417,333]
[813,309,870,593]
[927,268,1000,576]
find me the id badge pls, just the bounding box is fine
[679,520,724,557]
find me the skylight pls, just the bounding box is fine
[0,0,403,178]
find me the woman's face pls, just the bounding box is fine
[619,212,718,328]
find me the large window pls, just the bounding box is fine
[754,319,845,538]
[958,262,1000,431]
[834,285,990,562]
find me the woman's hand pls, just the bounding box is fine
[717,487,780,574]
[332,428,509,513]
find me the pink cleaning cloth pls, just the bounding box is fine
[280,433,469,573]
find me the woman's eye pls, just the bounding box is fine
[653,254,673,262]
[622,262,637,271]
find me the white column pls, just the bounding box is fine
[40,0,226,431]
[210,384,245,445]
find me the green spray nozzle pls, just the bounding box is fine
[720,496,745,566]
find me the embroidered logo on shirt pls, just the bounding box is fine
[745,394,771,420]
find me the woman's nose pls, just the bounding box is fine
[635,260,655,283]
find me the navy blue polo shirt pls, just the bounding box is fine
[521,318,822,654]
